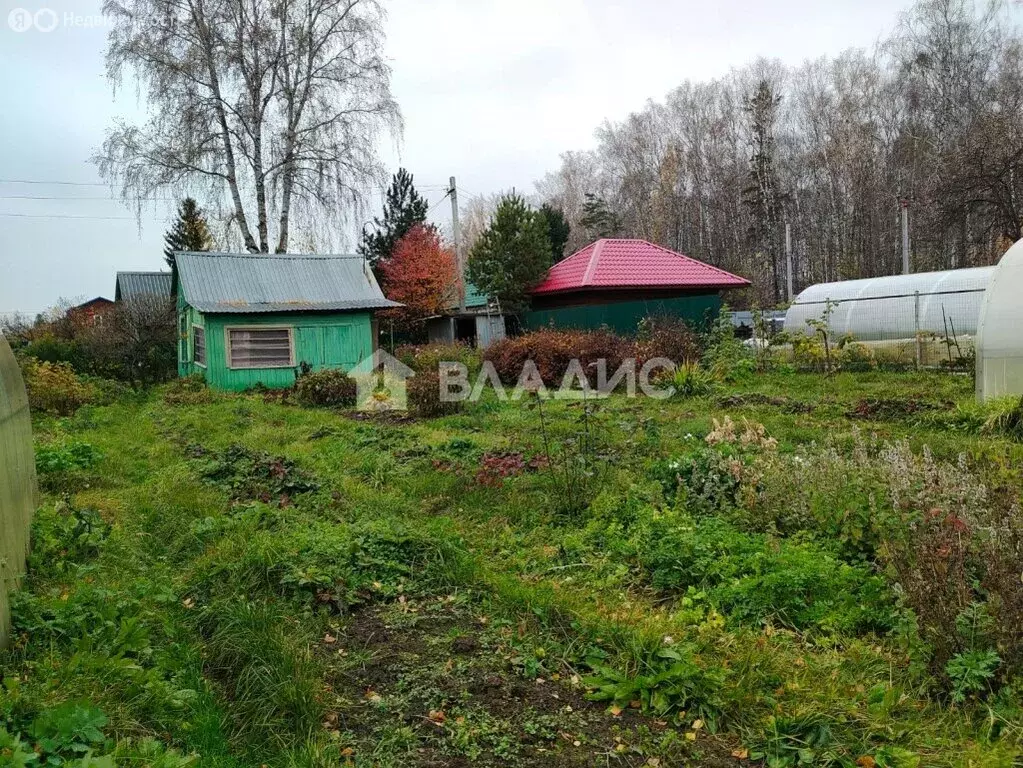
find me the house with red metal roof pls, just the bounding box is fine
[523,239,749,333]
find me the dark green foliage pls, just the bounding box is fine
[294,368,357,408]
[654,446,743,515]
[30,702,107,761]
[578,193,622,240]
[537,203,571,261]
[636,514,895,634]
[163,198,214,270]
[358,168,430,270]
[466,193,553,313]
[35,442,102,491]
[28,496,109,575]
[584,643,726,723]
[191,443,319,503]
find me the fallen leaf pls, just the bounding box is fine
[731,748,749,759]
[692,718,704,731]
[685,732,696,742]
[323,633,337,644]
[856,758,876,768]
[340,747,354,757]
[428,710,446,725]
[609,705,623,717]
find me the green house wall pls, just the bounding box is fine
[177,288,374,390]
[522,294,722,335]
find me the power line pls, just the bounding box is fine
[0,178,110,187]
[426,190,452,216]
[0,194,175,201]
[0,212,164,221]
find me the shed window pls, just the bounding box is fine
[227,327,293,369]
[193,326,206,366]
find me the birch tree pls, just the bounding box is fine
[97,0,400,253]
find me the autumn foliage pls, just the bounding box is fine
[380,225,459,326]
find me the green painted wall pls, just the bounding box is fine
[177,287,374,390]
[522,294,722,335]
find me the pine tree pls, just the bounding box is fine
[538,203,571,261]
[466,194,552,313]
[742,79,784,305]
[579,193,623,240]
[358,168,430,271]
[163,198,214,269]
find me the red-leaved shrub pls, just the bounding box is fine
[484,330,634,387]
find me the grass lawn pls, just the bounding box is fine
[5,368,1023,767]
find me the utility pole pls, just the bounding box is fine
[785,221,793,302]
[901,199,911,275]
[450,176,465,313]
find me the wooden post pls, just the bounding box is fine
[914,290,922,369]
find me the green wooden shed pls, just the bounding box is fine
[175,252,399,391]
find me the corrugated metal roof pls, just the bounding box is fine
[175,252,400,314]
[115,271,173,301]
[531,239,750,295]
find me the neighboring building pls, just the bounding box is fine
[523,239,750,333]
[115,271,173,302]
[425,282,507,349]
[68,297,115,326]
[175,252,399,390]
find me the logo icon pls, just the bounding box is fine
[33,8,58,32]
[349,350,415,412]
[8,8,33,31]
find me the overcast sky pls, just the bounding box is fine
[0,0,922,316]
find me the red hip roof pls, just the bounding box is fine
[530,239,749,295]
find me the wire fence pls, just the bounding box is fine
[0,333,37,648]
[778,285,987,372]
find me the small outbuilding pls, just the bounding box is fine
[424,282,507,349]
[523,239,749,333]
[175,252,399,390]
[115,271,173,301]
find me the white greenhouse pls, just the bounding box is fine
[976,240,1023,400]
[784,267,994,342]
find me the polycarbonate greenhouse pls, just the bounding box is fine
[0,333,37,648]
[784,267,994,342]
[977,240,1023,400]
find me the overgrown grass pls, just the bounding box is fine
[5,369,1023,766]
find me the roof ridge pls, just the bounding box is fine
[581,240,604,287]
[178,251,363,260]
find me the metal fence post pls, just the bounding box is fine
[914,290,922,369]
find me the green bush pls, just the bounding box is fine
[636,514,896,634]
[663,361,715,399]
[294,368,357,408]
[35,442,103,492]
[22,359,96,416]
[395,342,482,375]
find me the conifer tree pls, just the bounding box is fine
[163,198,214,269]
[359,168,430,271]
[467,194,552,313]
[538,203,571,261]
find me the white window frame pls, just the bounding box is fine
[225,325,295,370]
[192,325,207,368]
